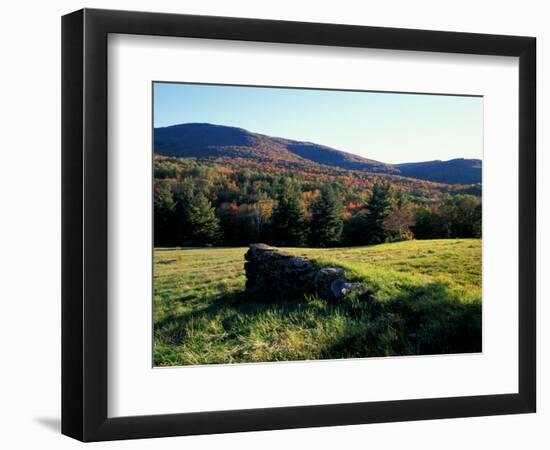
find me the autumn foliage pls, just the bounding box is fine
[154,156,481,247]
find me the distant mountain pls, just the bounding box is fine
[154,123,396,173]
[154,123,481,185]
[395,159,482,184]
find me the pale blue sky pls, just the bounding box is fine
[153,82,483,164]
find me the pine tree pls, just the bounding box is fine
[309,186,344,247]
[185,192,222,245]
[364,181,393,244]
[153,181,176,246]
[270,189,307,246]
[172,181,195,245]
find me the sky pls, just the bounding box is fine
[153,82,483,164]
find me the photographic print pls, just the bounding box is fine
[153,82,482,367]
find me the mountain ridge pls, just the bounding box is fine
[154,123,481,185]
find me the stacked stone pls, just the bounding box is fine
[244,243,362,301]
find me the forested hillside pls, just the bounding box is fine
[154,157,481,247]
[154,123,482,184]
[395,158,482,184]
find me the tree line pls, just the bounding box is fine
[154,159,481,248]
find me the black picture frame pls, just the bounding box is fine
[62,8,536,442]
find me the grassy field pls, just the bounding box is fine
[154,239,481,366]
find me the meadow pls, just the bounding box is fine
[153,239,482,366]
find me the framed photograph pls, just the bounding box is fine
[62,8,536,442]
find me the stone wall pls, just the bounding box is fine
[244,243,362,301]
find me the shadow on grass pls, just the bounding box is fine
[154,290,312,339]
[321,281,481,359]
[154,281,481,365]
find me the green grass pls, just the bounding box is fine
[154,239,481,366]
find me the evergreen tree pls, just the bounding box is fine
[185,192,222,245]
[343,210,369,245]
[172,180,195,245]
[270,188,307,246]
[309,186,344,247]
[364,181,393,244]
[153,181,176,246]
